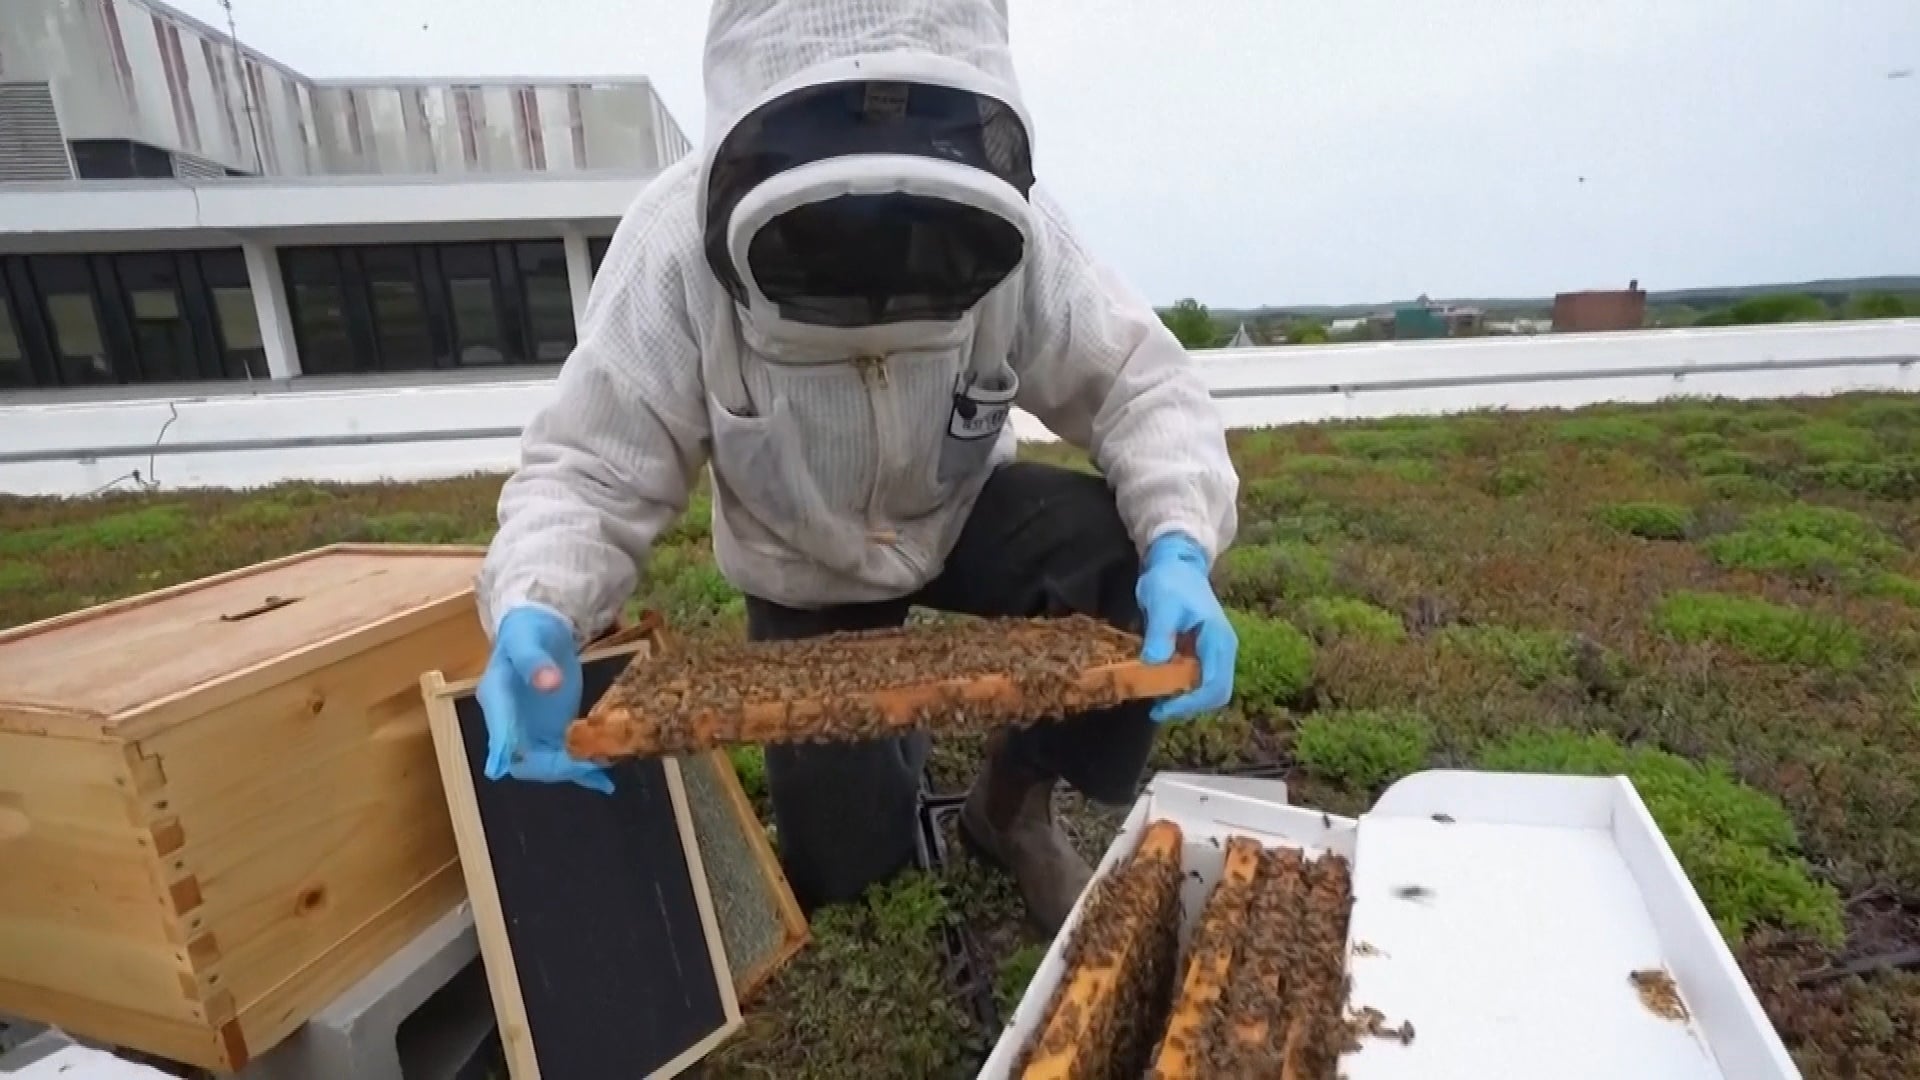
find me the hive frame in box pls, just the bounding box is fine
[421,627,755,1080]
[980,769,1803,1080]
[680,747,810,1004]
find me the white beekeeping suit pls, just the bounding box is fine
[477,0,1239,642]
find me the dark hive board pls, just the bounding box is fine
[422,647,742,1079]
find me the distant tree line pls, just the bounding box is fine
[1162,290,1917,349]
[1658,291,1917,328]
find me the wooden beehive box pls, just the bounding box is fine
[0,543,494,1073]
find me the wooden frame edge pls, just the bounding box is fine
[705,747,809,1003]
[652,756,746,1078]
[421,668,542,1080]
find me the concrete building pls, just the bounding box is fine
[0,0,690,392]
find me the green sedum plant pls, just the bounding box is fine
[727,744,767,801]
[1329,426,1465,461]
[1596,501,1694,541]
[1688,449,1764,478]
[1228,609,1315,709]
[1654,590,1863,671]
[1436,624,1573,687]
[1702,504,1901,580]
[1298,595,1406,643]
[1554,415,1663,448]
[1294,709,1433,793]
[1282,454,1370,479]
[1214,541,1333,608]
[0,562,46,592]
[1786,421,1879,465]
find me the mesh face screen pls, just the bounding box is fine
[704,79,1034,322]
[746,193,1024,326]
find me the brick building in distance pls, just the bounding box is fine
[1553,280,1648,332]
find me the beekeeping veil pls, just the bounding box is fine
[698,0,1037,349]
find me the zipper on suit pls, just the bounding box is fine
[853,353,896,543]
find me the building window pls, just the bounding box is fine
[199,249,266,379]
[115,253,199,382]
[0,249,256,390]
[283,249,356,375]
[273,241,576,376]
[589,236,611,277]
[69,139,176,179]
[360,246,435,371]
[31,256,115,386]
[438,243,511,366]
[516,241,573,361]
[0,292,26,389]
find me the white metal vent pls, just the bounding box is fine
[172,151,225,179]
[0,82,73,182]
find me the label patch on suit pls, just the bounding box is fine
[946,374,1016,441]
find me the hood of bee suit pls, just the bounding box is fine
[697,0,1040,351]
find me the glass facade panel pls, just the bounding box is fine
[439,243,511,366]
[0,248,267,390]
[517,240,575,361]
[360,247,435,371]
[0,240,584,392]
[283,250,356,375]
[0,293,25,389]
[33,257,115,386]
[199,249,267,379]
[117,253,196,383]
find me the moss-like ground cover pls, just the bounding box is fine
[9,392,1920,1078]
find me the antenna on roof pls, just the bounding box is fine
[220,0,267,175]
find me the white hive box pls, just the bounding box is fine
[979,769,1802,1080]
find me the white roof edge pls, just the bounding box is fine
[0,172,656,237]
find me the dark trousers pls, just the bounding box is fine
[746,462,1158,912]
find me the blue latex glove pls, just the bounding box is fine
[477,605,614,794]
[1135,531,1238,722]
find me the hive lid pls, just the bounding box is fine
[979,769,1801,1080]
[0,543,485,740]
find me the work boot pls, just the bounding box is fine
[958,731,1094,934]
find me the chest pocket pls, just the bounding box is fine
[936,366,1019,486]
[704,356,874,576]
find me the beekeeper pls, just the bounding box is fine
[474,0,1240,932]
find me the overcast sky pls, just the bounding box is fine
[171,0,1919,309]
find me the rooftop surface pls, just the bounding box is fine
[4,389,1915,1079]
